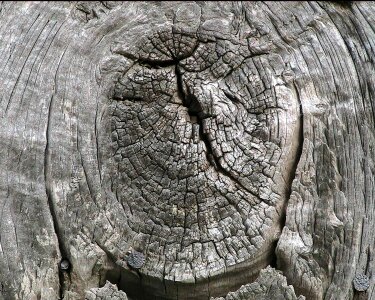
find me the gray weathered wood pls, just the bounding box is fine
[211,266,305,300]
[85,281,128,300]
[0,1,374,300]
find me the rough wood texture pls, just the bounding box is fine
[85,281,128,300]
[211,267,305,300]
[0,1,374,300]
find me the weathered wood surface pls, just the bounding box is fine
[84,281,128,300]
[0,1,374,299]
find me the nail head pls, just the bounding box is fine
[353,274,370,292]
[60,259,70,271]
[127,250,145,269]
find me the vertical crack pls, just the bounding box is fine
[45,95,70,299]
[282,82,304,227]
[46,46,73,299]
[174,65,265,200]
[175,64,226,168]
[274,81,304,270]
[42,46,72,299]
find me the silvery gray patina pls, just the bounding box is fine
[0,2,374,300]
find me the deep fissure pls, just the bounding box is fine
[281,83,304,230]
[45,96,71,300]
[108,56,302,299]
[274,82,304,270]
[174,64,267,201]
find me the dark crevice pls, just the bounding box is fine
[45,95,71,299]
[275,82,304,268]
[114,50,177,69]
[284,82,304,224]
[175,65,206,119]
[112,43,303,299]
[96,241,145,300]
[223,90,241,104]
[112,93,144,103]
[137,57,176,69]
[114,36,200,69]
[94,241,124,291]
[328,1,353,8]
[269,240,279,269]
[174,65,265,202]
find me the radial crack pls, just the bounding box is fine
[174,65,265,201]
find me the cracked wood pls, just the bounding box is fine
[0,2,374,300]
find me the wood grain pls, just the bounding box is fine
[0,2,373,300]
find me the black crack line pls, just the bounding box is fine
[262,80,304,271]
[45,95,69,300]
[114,50,274,204]
[281,81,304,228]
[44,46,70,299]
[174,65,270,203]
[271,81,304,271]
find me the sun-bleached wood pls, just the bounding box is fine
[0,2,373,300]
